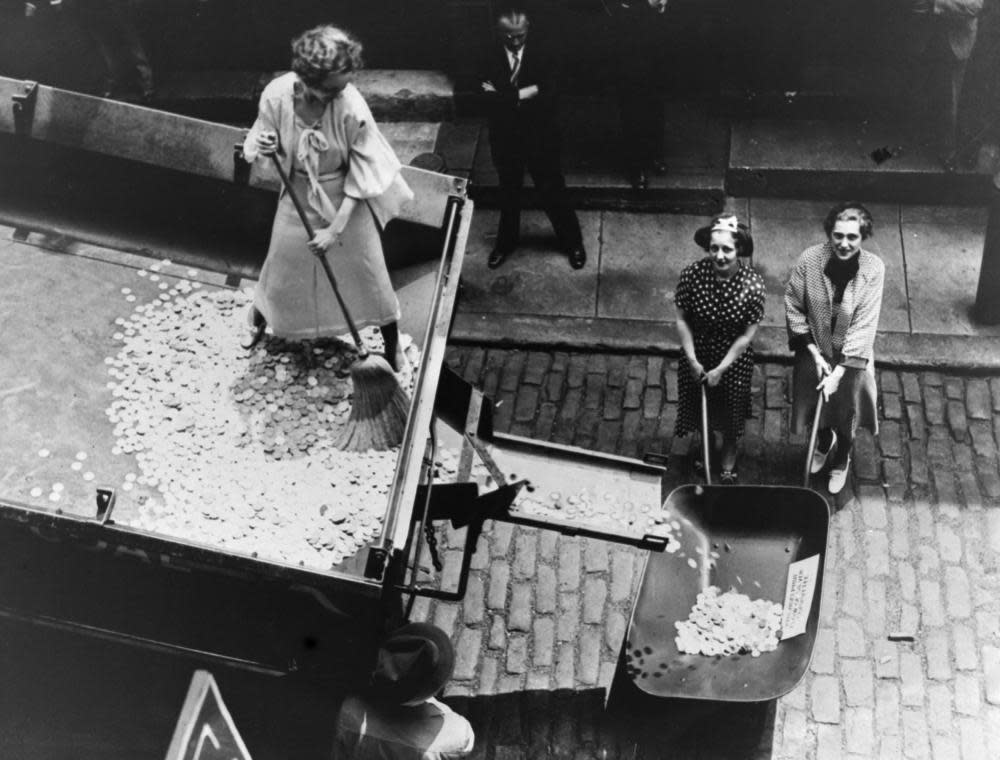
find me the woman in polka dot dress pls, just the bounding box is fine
[674,215,765,483]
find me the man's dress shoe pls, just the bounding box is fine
[569,246,587,270]
[629,170,649,190]
[488,248,508,269]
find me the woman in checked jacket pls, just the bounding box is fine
[784,202,885,495]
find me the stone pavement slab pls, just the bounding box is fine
[458,210,602,318]
[727,119,990,205]
[597,211,699,321]
[378,122,442,166]
[903,211,1000,337]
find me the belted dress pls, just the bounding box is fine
[243,73,412,340]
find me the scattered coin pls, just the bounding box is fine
[103,286,420,571]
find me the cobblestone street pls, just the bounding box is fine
[413,346,1000,759]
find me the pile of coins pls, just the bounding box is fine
[105,284,419,570]
[511,487,678,543]
[674,586,783,657]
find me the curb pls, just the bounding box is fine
[450,312,1000,374]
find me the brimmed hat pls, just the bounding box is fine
[369,623,455,705]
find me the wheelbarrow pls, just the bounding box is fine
[611,385,830,704]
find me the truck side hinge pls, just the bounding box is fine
[95,487,116,525]
[12,80,38,136]
[233,141,251,185]
[364,547,389,580]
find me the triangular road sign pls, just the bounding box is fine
[165,670,253,760]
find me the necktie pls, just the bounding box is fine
[509,52,521,86]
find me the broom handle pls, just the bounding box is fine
[268,153,368,355]
[701,381,711,486]
[804,389,825,488]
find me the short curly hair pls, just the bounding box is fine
[291,25,364,86]
[823,202,874,240]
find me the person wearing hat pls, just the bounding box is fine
[334,622,475,759]
[673,215,765,484]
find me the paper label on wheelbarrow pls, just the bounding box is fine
[780,554,820,640]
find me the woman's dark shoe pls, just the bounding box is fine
[487,248,508,269]
[690,449,705,476]
[629,169,649,190]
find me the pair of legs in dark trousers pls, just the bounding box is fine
[618,90,666,176]
[491,136,582,256]
[77,0,153,98]
[902,13,978,160]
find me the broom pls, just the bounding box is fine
[269,153,410,451]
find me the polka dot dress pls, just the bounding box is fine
[674,258,766,440]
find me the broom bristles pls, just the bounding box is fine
[335,353,411,452]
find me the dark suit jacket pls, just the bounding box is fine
[480,42,561,157]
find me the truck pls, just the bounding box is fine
[0,76,673,759]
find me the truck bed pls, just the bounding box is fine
[0,224,438,581]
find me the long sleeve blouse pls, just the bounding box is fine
[242,72,411,226]
[784,243,885,370]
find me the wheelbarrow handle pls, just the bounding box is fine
[803,390,825,488]
[700,382,711,486]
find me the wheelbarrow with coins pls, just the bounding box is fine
[607,384,830,708]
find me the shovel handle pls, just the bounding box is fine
[700,382,711,486]
[268,154,368,355]
[804,390,825,488]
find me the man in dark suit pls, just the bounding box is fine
[480,7,586,270]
